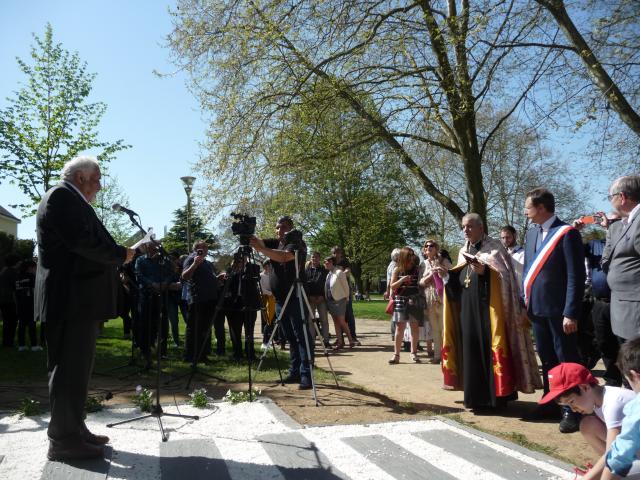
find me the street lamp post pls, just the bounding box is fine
[180,176,196,252]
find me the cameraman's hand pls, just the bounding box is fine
[249,235,265,251]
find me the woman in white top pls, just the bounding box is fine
[324,256,355,349]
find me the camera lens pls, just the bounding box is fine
[197,249,203,256]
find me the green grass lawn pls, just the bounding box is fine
[0,316,335,385]
[352,294,390,321]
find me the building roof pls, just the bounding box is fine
[0,205,21,223]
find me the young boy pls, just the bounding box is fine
[602,337,640,479]
[538,362,635,480]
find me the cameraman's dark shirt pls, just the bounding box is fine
[183,253,219,304]
[264,237,306,303]
[305,265,328,297]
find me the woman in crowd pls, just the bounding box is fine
[324,255,356,349]
[385,248,401,341]
[419,239,450,364]
[388,246,425,364]
[259,260,278,350]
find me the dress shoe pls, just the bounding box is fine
[84,431,110,445]
[47,439,104,461]
[559,409,581,434]
[282,373,300,384]
[523,402,561,421]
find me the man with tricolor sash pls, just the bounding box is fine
[522,187,585,434]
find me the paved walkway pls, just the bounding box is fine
[312,318,595,466]
[0,399,573,480]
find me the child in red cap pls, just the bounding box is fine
[539,362,635,479]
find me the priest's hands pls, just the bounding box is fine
[563,317,578,334]
[469,262,485,275]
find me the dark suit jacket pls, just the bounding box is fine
[34,182,126,366]
[523,217,585,319]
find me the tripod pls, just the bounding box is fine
[256,250,339,406]
[107,215,198,441]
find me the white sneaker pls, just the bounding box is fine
[18,346,28,352]
[261,343,269,351]
[31,346,43,352]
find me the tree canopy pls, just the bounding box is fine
[0,23,129,215]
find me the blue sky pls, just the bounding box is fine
[0,0,206,239]
[0,1,617,242]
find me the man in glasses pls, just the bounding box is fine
[602,175,640,342]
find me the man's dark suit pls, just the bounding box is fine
[35,182,126,444]
[524,217,585,392]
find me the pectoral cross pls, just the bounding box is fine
[463,274,471,288]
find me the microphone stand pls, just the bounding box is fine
[107,209,199,441]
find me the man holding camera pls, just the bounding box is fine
[250,216,312,390]
[182,241,223,362]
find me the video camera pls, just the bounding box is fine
[231,212,256,246]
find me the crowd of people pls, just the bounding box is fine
[379,177,640,479]
[3,154,640,475]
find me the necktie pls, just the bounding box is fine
[535,225,544,251]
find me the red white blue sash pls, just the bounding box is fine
[523,225,574,306]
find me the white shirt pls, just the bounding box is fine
[538,215,557,242]
[63,181,90,205]
[623,203,640,226]
[260,272,272,296]
[594,386,637,429]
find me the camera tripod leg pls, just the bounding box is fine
[303,295,339,388]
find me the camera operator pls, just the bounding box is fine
[224,254,261,361]
[135,243,177,367]
[182,240,223,362]
[250,216,312,390]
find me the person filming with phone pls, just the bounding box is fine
[182,241,223,363]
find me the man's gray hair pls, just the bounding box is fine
[391,247,401,262]
[462,212,484,226]
[60,156,100,182]
[611,175,640,202]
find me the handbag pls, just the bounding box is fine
[384,288,404,315]
[385,297,395,315]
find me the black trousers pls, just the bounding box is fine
[137,292,167,357]
[1,302,18,347]
[47,316,100,443]
[186,300,224,361]
[227,308,257,360]
[592,298,622,385]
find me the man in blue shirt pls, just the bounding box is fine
[135,243,177,366]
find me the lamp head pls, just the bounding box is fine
[180,176,196,195]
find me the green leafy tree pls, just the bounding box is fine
[251,80,434,289]
[0,232,35,264]
[93,169,134,244]
[0,23,129,214]
[162,206,219,255]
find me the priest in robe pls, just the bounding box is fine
[441,213,542,409]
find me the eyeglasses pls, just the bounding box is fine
[424,244,435,248]
[607,192,623,201]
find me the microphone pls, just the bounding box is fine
[112,203,139,217]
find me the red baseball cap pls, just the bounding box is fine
[539,363,598,404]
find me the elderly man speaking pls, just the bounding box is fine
[35,156,134,461]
